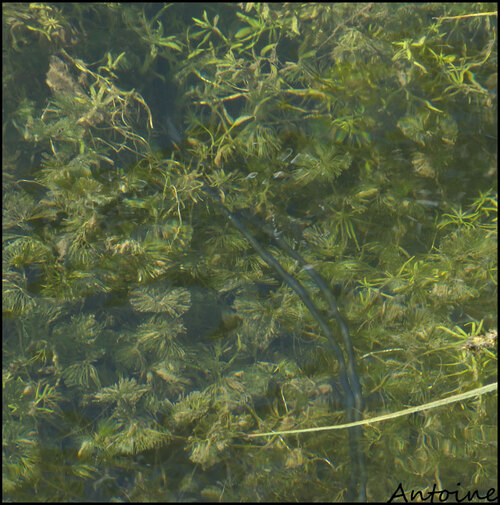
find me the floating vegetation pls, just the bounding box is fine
[3,3,497,502]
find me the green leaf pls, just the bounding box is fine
[261,43,277,56]
[230,114,254,128]
[158,40,182,51]
[130,286,191,316]
[235,27,254,39]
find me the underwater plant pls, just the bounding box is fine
[3,3,497,502]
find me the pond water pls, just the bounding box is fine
[3,3,497,502]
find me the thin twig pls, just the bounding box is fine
[434,11,497,20]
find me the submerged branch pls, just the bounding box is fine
[202,183,367,501]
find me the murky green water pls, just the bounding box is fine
[3,3,497,502]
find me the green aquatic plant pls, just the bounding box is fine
[3,2,497,502]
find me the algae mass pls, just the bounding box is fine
[2,3,497,501]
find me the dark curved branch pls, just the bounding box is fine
[202,183,366,500]
[242,210,363,413]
